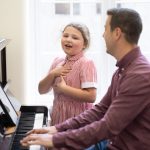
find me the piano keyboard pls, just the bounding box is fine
[9,106,48,150]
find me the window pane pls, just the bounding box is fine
[28,0,116,107]
[55,3,70,15]
[116,3,121,8]
[96,3,101,14]
[73,3,80,15]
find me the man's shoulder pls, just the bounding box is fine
[128,55,150,74]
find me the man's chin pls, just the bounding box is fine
[106,49,109,54]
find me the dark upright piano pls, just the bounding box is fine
[0,39,48,150]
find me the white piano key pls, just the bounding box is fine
[33,113,44,129]
[30,145,41,150]
[29,113,44,150]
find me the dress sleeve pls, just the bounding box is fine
[48,57,64,73]
[80,59,97,89]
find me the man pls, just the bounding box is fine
[20,8,150,150]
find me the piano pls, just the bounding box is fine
[0,38,48,150]
[9,105,48,150]
[0,40,49,150]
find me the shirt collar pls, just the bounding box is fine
[116,47,142,70]
[65,51,84,62]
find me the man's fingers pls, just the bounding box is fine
[26,129,36,135]
[21,134,38,144]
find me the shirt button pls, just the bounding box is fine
[110,141,113,144]
[121,68,125,71]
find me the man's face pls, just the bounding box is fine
[103,15,115,55]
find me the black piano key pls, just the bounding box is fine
[17,124,34,129]
[11,145,29,150]
[8,106,48,150]
[10,134,29,150]
[10,113,36,150]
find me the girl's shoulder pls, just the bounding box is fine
[51,56,65,69]
[53,56,65,64]
[79,55,95,64]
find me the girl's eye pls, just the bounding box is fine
[72,36,78,40]
[63,34,68,38]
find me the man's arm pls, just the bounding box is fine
[55,88,111,132]
[53,74,150,149]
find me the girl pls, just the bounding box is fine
[38,23,97,125]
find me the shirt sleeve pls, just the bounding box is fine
[53,88,112,149]
[53,119,110,150]
[53,73,150,149]
[80,59,97,89]
[105,74,150,135]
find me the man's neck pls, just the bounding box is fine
[115,43,137,61]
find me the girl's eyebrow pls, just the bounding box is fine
[63,33,79,37]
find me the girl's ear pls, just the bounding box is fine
[83,44,86,50]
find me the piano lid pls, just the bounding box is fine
[0,84,18,127]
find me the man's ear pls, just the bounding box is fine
[115,27,122,40]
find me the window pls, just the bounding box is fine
[55,3,70,15]
[73,3,80,15]
[96,3,101,14]
[26,0,150,109]
[116,0,150,60]
[55,2,80,15]
[27,0,107,108]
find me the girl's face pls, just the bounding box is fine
[61,26,85,57]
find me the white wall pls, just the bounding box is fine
[0,0,26,104]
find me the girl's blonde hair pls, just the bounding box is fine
[63,23,90,50]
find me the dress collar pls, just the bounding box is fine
[65,51,84,62]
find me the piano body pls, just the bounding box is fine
[9,105,48,150]
[0,39,49,150]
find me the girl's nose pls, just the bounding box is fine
[66,36,72,41]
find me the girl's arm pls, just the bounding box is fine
[54,76,96,103]
[38,70,56,94]
[38,67,71,94]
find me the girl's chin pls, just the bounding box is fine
[66,54,75,57]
